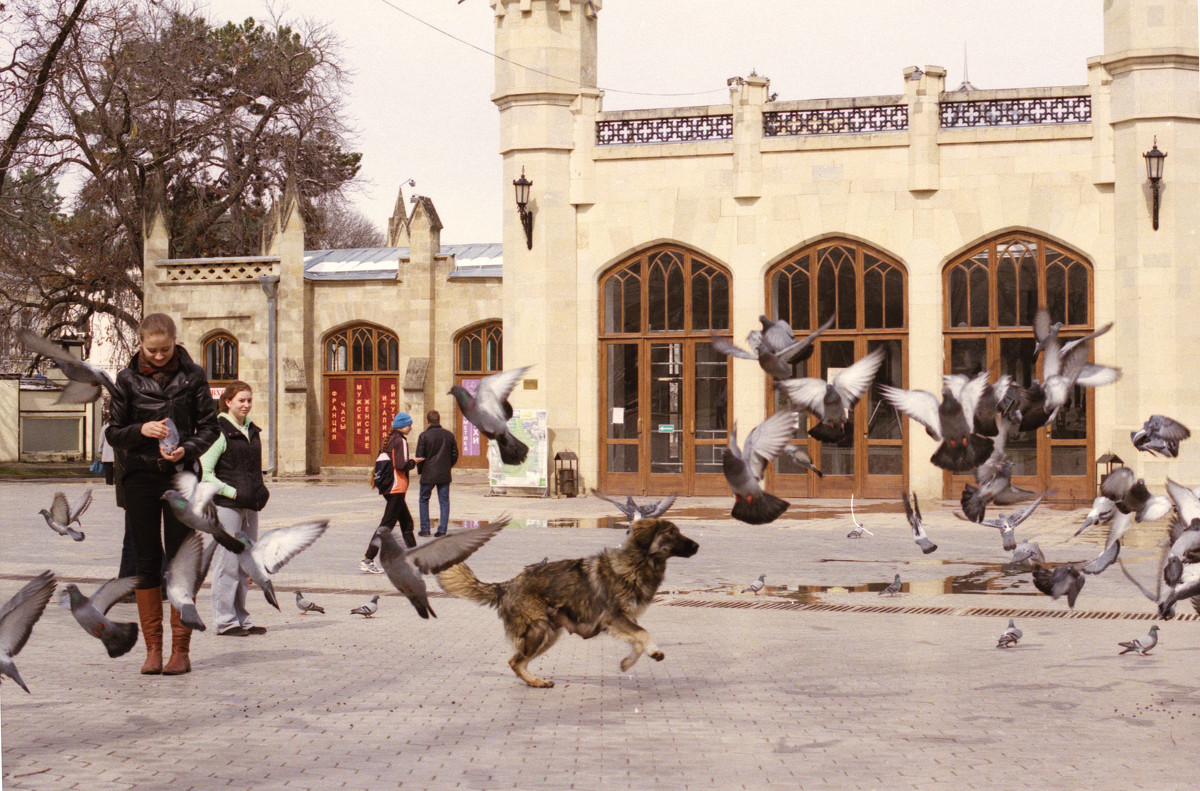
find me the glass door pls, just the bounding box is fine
[647,343,686,492]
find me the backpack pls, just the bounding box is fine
[372,451,394,495]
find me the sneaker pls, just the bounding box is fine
[245,626,267,635]
[435,530,447,537]
[359,559,384,574]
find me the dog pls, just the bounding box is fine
[437,518,699,688]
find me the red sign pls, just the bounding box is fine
[353,378,372,455]
[378,378,399,448]
[327,378,347,456]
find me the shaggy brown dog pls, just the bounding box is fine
[437,518,699,688]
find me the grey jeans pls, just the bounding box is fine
[211,505,257,634]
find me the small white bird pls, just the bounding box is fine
[38,490,92,541]
[996,619,1022,649]
[350,595,380,617]
[1117,625,1159,656]
[847,495,873,538]
[0,570,56,693]
[742,574,766,594]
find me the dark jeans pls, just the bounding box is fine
[419,482,450,534]
[123,470,191,589]
[366,492,415,560]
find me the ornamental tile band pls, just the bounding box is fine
[764,105,908,136]
[596,114,733,145]
[940,96,1091,128]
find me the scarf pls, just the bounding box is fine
[138,350,180,389]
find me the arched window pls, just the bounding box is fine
[203,333,238,383]
[598,246,732,495]
[454,322,503,469]
[767,240,907,499]
[322,324,400,466]
[943,232,1094,499]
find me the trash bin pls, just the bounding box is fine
[554,451,578,498]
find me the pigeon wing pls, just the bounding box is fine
[407,516,508,575]
[994,482,1038,506]
[253,520,329,575]
[1075,362,1120,388]
[49,492,70,526]
[18,331,115,392]
[1059,322,1114,356]
[1083,540,1121,575]
[760,317,797,352]
[171,471,200,501]
[791,313,837,354]
[475,366,532,414]
[710,337,757,361]
[644,493,677,518]
[0,570,56,658]
[1101,466,1135,502]
[741,410,801,480]
[89,576,138,614]
[1151,415,1191,442]
[165,532,204,606]
[880,386,943,440]
[774,377,830,416]
[902,492,919,532]
[832,347,886,407]
[589,489,638,520]
[1006,493,1047,529]
[70,489,94,523]
[956,372,991,427]
[57,380,102,404]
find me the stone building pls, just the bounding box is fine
[145,0,1198,503]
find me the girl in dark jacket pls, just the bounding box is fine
[361,413,423,573]
[106,313,219,676]
[200,381,270,636]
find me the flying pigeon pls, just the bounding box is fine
[236,520,330,611]
[18,330,120,404]
[1100,467,1170,523]
[880,574,902,596]
[1072,495,1118,537]
[159,417,180,456]
[0,570,56,693]
[782,445,823,477]
[975,493,1047,553]
[164,531,218,631]
[880,373,997,472]
[295,591,325,614]
[996,619,1022,649]
[589,490,677,521]
[449,366,532,466]
[1117,625,1159,656]
[160,471,246,554]
[1009,540,1045,567]
[1031,562,1085,608]
[960,451,1038,524]
[903,492,936,554]
[775,347,886,443]
[59,577,139,658]
[350,595,380,617]
[711,314,834,380]
[943,372,1014,438]
[1131,415,1190,458]
[722,409,799,525]
[742,574,766,594]
[38,489,92,541]
[375,514,509,619]
[1163,481,1200,581]
[847,495,873,538]
[1016,310,1120,431]
[1032,312,1115,380]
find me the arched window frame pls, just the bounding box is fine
[202,332,238,384]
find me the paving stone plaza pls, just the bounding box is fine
[1,477,1197,790]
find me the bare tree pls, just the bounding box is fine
[306,194,385,249]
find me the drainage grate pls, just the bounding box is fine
[663,597,1199,622]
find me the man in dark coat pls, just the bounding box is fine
[415,410,459,537]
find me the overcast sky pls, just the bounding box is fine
[201,0,1106,246]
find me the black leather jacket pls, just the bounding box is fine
[106,346,219,475]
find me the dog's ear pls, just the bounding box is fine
[628,518,662,552]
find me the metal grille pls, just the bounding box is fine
[940,96,1091,128]
[764,105,908,136]
[596,115,733,145]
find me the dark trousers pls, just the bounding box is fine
[418,482,450,534]
[123,470,191,589]
[366,492,415,560]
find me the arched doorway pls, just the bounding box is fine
[943,233,1095,499]
[453,321,502,469]
[766,240,908,498]
[598,246,732,496]
[322,324,400,467]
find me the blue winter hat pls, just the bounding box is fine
[392,412,413,429]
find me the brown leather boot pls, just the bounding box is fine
[135,588,164,675]
[162,606,192,675]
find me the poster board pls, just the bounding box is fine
[488,409,549,493]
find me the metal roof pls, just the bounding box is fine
[303,243,502,281]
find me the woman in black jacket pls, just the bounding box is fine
[106,313,219,676]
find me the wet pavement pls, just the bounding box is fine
[1,476,1197,790]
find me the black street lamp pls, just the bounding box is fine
[513,167,533,250]
[1143,137,1166,231]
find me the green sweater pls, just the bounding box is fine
[199,413,253,500]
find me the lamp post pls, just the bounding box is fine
[513,167,533,250]
[1143,138,1166,231]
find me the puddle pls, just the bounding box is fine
[717,562,1038,603]
[453,517,625,530]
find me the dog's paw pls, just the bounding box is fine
[527,678,555,689]
[650,650,665,662]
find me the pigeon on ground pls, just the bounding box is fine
[722,409,799,524]
[236,520,330,611]
[164,531,218,631]
[996,619,1022,649]
[880,574,902,596]
[880,373,997,472]
[1131,415,1191,458]
[903,492,936,554]
[782,445,823,477]
[59,577,139,658]
[350,595,380,617]
[0,570,56,693]
[38,489,92,541]
[1100,467,1171,523]
[376,514,509,619]
[1031,562,1085,608]
[1009,540,1045,567]
[18,330,120,404]
[847,495,874,538]
[295,591,325,614]
[775,347,886,443]
[1073,495,1118,537]
[160,472,246,554]
[960,451,1038,524]
[589,490,677,521]
[449,366,533,465]
[973,493,1047,553]
[1118,625,1159,656]
[711,314,834,380]
[742,574,766,594]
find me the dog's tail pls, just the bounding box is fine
[437,563,504,608]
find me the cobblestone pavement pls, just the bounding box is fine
[1,476,1197,790]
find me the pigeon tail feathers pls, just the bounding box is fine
[731,492,789,525]
[178,603,206,631]
[101,621,139,658]
[495,431,530,466]
[930,434,994,473]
